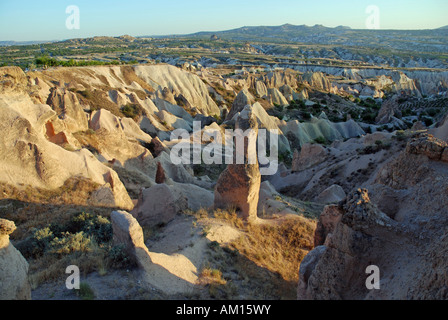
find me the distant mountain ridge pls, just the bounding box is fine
[176,23,448,54]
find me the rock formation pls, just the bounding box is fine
[297,132,448,300]
[315,185,346,204]
[111,210,150,267]
[214,106,261,222]
[0,219,31,300]
[297,189,398,300]
[132,182,214,226]
[292,143,328,172]
[226,88,255,121]
[155,162,166,184]
[405,133,448,162]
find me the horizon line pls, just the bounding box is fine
[1,22,447,44]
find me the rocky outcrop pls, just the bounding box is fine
[297,189,397,300]
[298,134,448,300]
[405,133,448,162]
[0,219,31,300]
[431,112,448,142]
[375,96,402,125]
[132,182,214,226]
[226,89,255,121]
[111,210,149,267]
[0,93,134,210]
[280,118,365,148]
[268,87,289,106]
[214,106,261,222]
[229,101,291,155]
[155,162,166,184]
[292,144,328,172]
[0,66,29,94]
[313,205,344,247]
[302,72,334,93]
[263,70,298,89]
[134,64,220,116]
[315,185,346,204]
[46,87,89,133]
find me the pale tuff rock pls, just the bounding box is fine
[297,89,309,101]
[315,185,346,204]
[108,89,128,106]
[0,66,29,94]
[263,70,298,89]
[155,87,177,105]
[46,87,89,133]
[226,88,255,121]
[268,87,289,106]
[153,96,194,123]
[292,143,328,172]
[302,72,335,93]
[0,92,133,210]
[0,219,31,300]
[132,184,185,226]
[391,71,422,97]
[280,118,365,148]
[255,80,268,98]
[134,64,220,116]
[132,182,214,227]
[157,109,192,131]
[89,108,154,164]
[111,210,150,267]
[215,106,261,222]
[227,101,291,155]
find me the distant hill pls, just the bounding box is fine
[182,24,448,53]
[0,40,54,46]
[437,25,448,30]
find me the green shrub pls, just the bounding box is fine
[26,227,55,258]
[109,244,134,269]
[77,282,95,300]
[313,136,328,145]
[121,103,142,120]
[49,232,92,256]
[68,212,112,244]
[302,111,311,120]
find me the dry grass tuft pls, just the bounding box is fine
[187,207,317,299]
[232,217,316,283]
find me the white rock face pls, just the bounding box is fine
[0,219,31,300]
[131,182,214,226]
[134,64,220,116]
[268,87,289,106]
[280,118,365,147]
[0,93,133,210]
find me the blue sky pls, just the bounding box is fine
[0,0,447,41]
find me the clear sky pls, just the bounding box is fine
[0,0,447,41]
